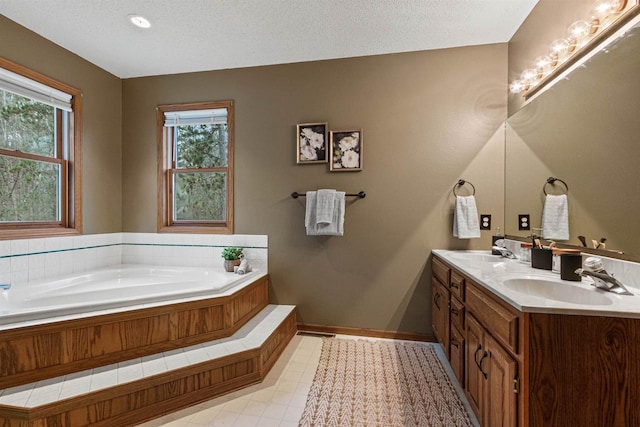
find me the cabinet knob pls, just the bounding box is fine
[434,292,441,309]
[451,282,459,289]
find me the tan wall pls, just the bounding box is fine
[0,15,122,234]
[122,44,507,335]
[508,0,592,115]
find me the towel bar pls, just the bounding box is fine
[291,191,366,199]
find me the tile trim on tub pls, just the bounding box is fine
[0,243,268,259]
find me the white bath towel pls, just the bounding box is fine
[541,194,569,240]
[316,189,336,224]
[305,191,345,236]
[453,195,481,239]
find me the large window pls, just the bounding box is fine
[157,101,234,233]
[0,57,81,238]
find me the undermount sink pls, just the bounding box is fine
[502,278,613,306]
[448,252,503,263]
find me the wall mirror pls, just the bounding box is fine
[505,16,640,260]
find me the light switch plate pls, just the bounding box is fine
[519,214,530,230]
[480,214,491,230]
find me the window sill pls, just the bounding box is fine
[0,227,81,241]
[158,225,233,235]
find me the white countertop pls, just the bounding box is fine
[433,250,640,319]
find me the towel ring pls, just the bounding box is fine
[453,179,475,197]
[543,177,569,195]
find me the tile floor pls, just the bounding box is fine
[136,333,479,427]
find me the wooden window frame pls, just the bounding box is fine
[0,57,82,240]
[157,100,234,234]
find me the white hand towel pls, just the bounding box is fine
[316,189,336,224]
[316,191,345,236]
[305,191,318,235]
[236,258,250,274]
[541,194,569,240]
[453,195,481,239]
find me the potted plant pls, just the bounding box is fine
[221,247,244,272]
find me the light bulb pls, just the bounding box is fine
[549,39,572,59]
[535,55,554,74]
[128,14,151,28]
[567,20,594,46]
[521,68,539,83]
[590,0,626,21]
[509,80,527,94]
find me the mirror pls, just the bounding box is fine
[505,19,640,259]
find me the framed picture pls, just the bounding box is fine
[330,130,363,172]
[296,122,328,164]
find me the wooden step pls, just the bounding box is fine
[0,305,296,427]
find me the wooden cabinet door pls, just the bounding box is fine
[484,334,518,427]
[431,278,450,358]
[465,314,484,420]
[450,324,465,385]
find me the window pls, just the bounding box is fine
[157,101,234,233]
[0,57,81,238]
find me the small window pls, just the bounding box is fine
[0,57,81,238]
[157,101,234,233]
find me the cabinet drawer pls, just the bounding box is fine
[450,270,465,300]
[450,296,465,331]
[466,282,519,355]
[432,256,450,286]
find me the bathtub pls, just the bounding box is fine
[0,264,263,326]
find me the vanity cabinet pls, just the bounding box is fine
[432,255,521,427]
[433,252,640,427]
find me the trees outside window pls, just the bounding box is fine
[0,58,81,239]
[157,101,234,234]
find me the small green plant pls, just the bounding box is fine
[221,247,243,260]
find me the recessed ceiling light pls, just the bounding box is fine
[128,14,151,29]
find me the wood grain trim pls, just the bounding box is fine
[297,323,434,342]
[0,309,297,427]
[466,282,519,355]
[0,276,268,390]
[527,313,640,427]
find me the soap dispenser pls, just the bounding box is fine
[491,227,503,255]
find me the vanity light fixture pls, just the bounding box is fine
[510,0,639,100]
[128,14,151,29]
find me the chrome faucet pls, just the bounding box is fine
[575,257,633,296]
[0,283,10,291]
[492,239,517,259]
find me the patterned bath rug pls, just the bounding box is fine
[298,338,475,427]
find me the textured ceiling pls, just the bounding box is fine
[0,0,538,78]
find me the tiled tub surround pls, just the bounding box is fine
[433,249,640,317]
[0,232,268,292]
